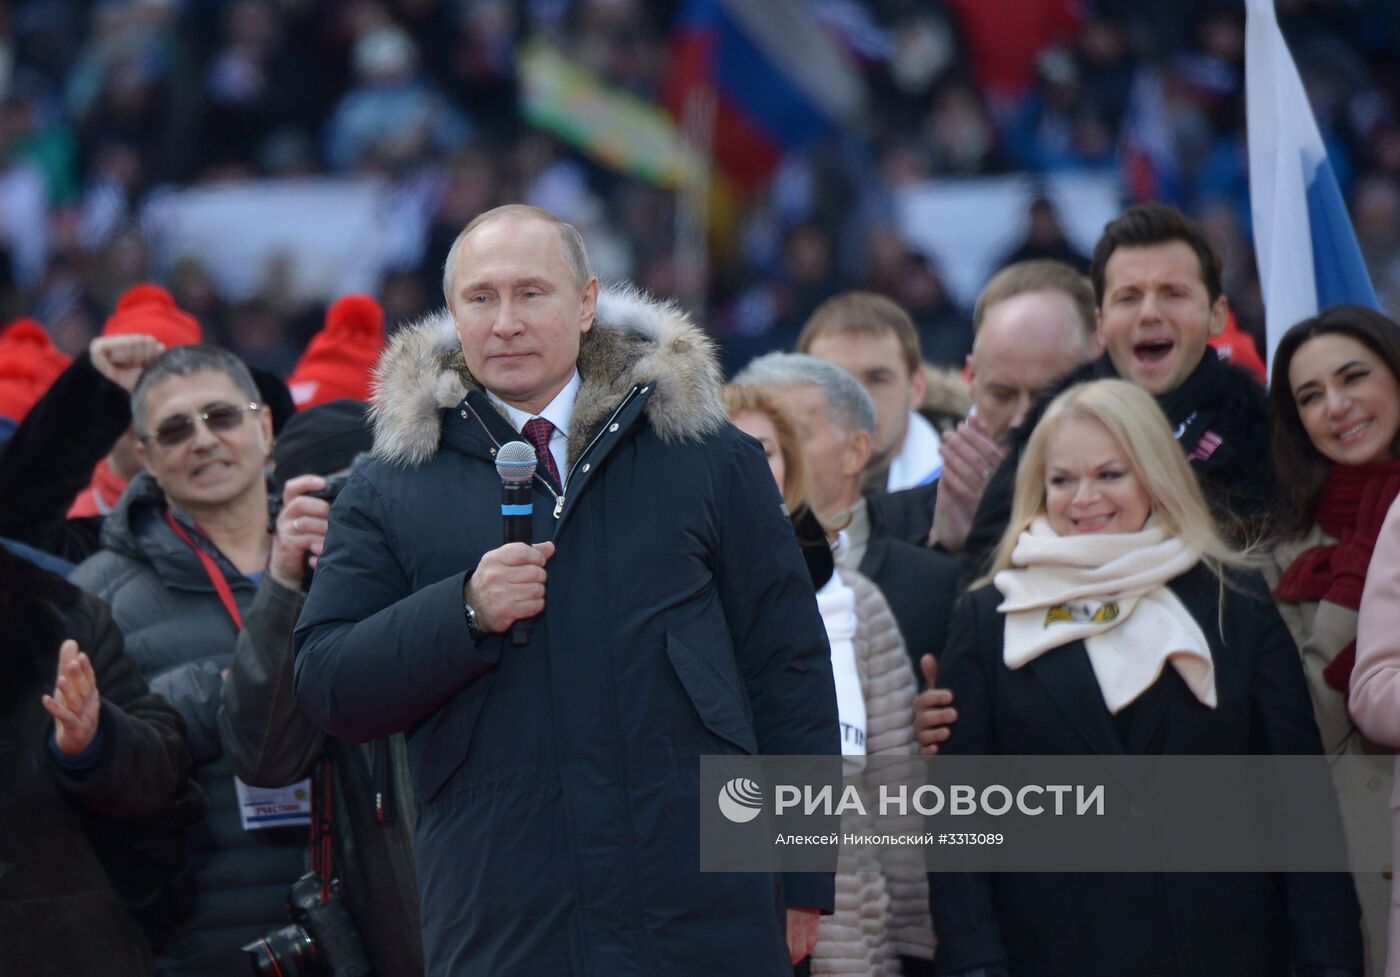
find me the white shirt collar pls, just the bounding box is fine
[886,410,943,491]
[488,370,581,438]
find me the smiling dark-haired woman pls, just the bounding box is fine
[1265,304,1400,976]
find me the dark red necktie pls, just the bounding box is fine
[521,416,562,486]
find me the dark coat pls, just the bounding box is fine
[961,350,1276,583]
[858,499,960,680]
[0,546,193,977]
[69,475,310,977]
[0,352,296,566]
[930,564,1363,977]
[220,562,424,977]
[293,288,839,977]
[867,481,939,549]
[0,352,128,563]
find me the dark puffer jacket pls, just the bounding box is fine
[294,287,839,977]
[69,474,309,977]
[0,546,192,977]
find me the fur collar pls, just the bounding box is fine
[370,285,728,467]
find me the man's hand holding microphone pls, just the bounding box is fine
[463,541,555,634]
[464,439,555,638]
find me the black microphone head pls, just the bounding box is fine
[495,440,537,484]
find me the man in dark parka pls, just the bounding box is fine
[293,205,839,977]
[0,545,195,976]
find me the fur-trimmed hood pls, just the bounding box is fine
[370,285,728,468]
[920,363,971,432]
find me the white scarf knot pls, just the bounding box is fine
[994,518,1217,714]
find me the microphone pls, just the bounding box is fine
[495,441,538,646]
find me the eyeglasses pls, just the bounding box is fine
[141,402,262,448]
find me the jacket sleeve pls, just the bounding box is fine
[0,352,130,562]
[1350,497,1400,748]
[148,661,225,765]
[293,470,499,741]
[715,434,838,913]
[46,591,193,819]
[1235,573,1364,975]
[928,590,1009,976]
[219,575,324,787]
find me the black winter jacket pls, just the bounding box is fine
[0,352,129,563]
[221,570,424,977]
[294,288,839,977]
[931,564,1362,977]
[0,546,193,977]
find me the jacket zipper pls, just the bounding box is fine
[462,402,564,511]
[552,387,639,518]
[463,385,640,519]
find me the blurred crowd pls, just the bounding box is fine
[1,0,1399,375]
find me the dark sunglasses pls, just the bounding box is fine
[142,402,262,448]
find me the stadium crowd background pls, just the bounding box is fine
[1,0,1399,374]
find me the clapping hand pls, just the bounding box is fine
[42,639,102,757]
[929,414,1006,552]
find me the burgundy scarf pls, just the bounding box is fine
[1274,458,1400,692]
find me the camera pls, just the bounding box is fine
[269,470,352,527]
[242,872,372,977]
[304,470,352,504]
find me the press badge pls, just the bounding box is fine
[235,776,313,831]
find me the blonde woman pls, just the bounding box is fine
[725,385,935,976]
[929,379,1361,977]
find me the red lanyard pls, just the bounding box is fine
[164,510,244,631]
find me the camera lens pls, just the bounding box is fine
[242,924,327,977]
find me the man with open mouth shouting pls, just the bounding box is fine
[959,202,1276,582]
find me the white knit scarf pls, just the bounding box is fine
[994,518,1217,714]
[816,569,867,775]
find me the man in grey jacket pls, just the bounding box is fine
[70,345,335,977]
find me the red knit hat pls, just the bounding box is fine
[102,283,203,348]
[286,295,386,409]
[0,319,73,422]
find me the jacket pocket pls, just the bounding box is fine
[665,630,758,755]
[409,672,494,804]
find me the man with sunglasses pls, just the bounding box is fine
[70,345,334,977]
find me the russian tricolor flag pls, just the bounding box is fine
[660,0,865,191]
[1245,0,1380,365]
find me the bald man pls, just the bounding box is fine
[929,261,1098,552]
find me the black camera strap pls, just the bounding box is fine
[310,761,336,904]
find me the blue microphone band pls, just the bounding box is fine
[501,503,533,516]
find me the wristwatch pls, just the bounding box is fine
[463,601,487,642]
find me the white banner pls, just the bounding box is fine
[141,178,395,304]
[894,172,1123,308]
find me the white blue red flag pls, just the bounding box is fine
[660,0,865,191]
[1244,0,1379,366]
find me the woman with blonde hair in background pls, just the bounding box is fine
[930,378,1360,977]
[725,384,935,976]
